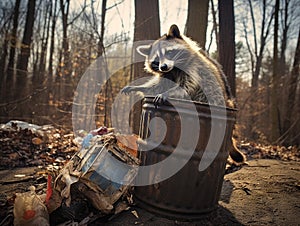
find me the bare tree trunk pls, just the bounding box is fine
[132,0,160,134]
[99,0,112,127]
[0,31,10,102]
[133,0,160,71]
[279,0,290,76]
[57,0,72,125]
[134,0,160,42]
[270,0,280,142]
[246,0,274,89]
[218,0,236,97]
[7,0,21,75]
[98,0,107,57]
[38,0,51,77]
[0,32,9,76]
[282,29,300,143]
[277,0,291,135]
[16,0,36,96]
[185,0,209,49]
[59,0,70,77]
[32,10,40,76]
[209,0,219,52]
[48,0,57,77]
[4,0,21,100]
[243,0,274,139]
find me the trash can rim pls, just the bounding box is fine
[143,96,238,112]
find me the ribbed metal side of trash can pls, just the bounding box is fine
[134,97,236,219]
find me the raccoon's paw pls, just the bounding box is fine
[121,86,134,95]
[153,93,168,107]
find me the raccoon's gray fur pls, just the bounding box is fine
[122,24,234,108]
[122,24,245,164]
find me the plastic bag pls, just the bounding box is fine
[13,186,49,226]
[81,126,108,148]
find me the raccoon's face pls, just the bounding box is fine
[137,41,180,73]
[137,25,190,74]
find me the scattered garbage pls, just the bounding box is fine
[47,132,140,224]
[0,121,140,225]
[81,126,109,148]
[1,119,299,225]
[13,186,49,226]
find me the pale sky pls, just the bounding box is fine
[73,0,189,41]
[70,0,299,82]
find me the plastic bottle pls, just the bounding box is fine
[13,186,49,226]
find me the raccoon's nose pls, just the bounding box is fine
[160,64,168,72]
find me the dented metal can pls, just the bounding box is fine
[134,97,236,219]
[54,134,140,214]
[77,136,140,197]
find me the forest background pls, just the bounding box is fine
[0,0,299,147]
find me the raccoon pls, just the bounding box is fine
[122,24,245,165]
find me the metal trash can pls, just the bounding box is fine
[134,97,236,219]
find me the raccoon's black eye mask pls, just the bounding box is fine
[151,60,159,71]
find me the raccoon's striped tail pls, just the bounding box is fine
[229,138,246,165]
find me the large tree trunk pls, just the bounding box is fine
[209,0,219,52]
[16,0,36,97]
[38,1,51,78]
[134,0,160,42]
[279,0,290,77]
[59,0,70,77]
[98,0,107,57]
[282,29,300,144]
[99,0,112,127]
[132,0,160,134]
[0,31,10,103]
[56,0,72,124]
[270,0,280,142]
[7,0,21,75]
[185,0,209,49]
[6,0,21,93]
[218,0,236,97]
[133,0,160,79]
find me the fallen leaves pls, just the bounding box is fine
[239,142,300,162]
[0,121,78,169]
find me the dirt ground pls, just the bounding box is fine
[220,159,300,226]
[103,159,300,226]
[0,159,299,226]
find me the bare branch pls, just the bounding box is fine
[247,0,258,56]
[68,0,88,26]
[0,87,47,107]
[106,0,125,11]
[243,20,255,76]
[209,0,218,51]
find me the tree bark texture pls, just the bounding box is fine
[185,0,209,49]
[218,0,236,97]
[16,0,36,93]
[270,0,280,142]
[283,29,300,143]
[7,0,21,75]
[132,0,160,134]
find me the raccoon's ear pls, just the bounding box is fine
[137,45,151,56]
[167,24,182,39]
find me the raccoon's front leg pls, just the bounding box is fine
[153,84,187,106]
[153,92,169,106]
[121,85,147,95]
